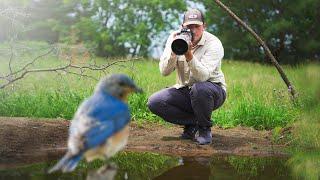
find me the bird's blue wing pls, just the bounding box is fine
[83,109,130,149]
[76,91,131,150]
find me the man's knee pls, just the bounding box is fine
[190,82,212,100]
[147,93,163,114]
[147,95,156,112]
[190,82,226,111]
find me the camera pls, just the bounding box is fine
[171,28,193,55]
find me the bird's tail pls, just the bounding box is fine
[48,152,82,173]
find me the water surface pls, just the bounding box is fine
[0,152,291,180]
[155,156,290,180]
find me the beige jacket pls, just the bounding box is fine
[159,31,227,91]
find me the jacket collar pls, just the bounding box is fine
[196,31,206,46]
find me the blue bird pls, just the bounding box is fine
[48,74,142,173]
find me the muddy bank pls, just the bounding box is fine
[0,117,287,169]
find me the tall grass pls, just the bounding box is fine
[0,88,89,119]
[1,58,314,130]
[286,64,320,180]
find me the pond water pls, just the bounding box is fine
[155,156,290,180]
[0,152,291,180]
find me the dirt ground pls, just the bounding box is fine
[0,117,288,169]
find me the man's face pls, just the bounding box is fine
[186,24,205,45]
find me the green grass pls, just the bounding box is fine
[287,151,320,180]
[1,56,318,130]
[1,42,319,179]
[0,88,89,119]
[286,68,320,180]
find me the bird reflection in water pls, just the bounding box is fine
[86,162,118,180]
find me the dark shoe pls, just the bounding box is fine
[180,125,198,140]
[196,126,212,145]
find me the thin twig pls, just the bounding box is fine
[0,6,142,90]
[8,44,14,74]
[0,56,139,89]
[3,47,56,78]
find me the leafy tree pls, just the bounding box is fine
[75,0,186,57]
[200,0,320,64]
[1,0,188,57]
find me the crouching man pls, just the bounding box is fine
[147,8,227,145]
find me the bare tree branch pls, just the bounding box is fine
[214,0,298,101]
[1,6,144,90]
[8,44,14,74]
[3,47,56,79]
[0,53,140,89]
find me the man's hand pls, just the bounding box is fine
[171,52,177,59]
[184,42,193,62]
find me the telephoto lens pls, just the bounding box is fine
[171,28,193,55]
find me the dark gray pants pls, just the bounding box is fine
[147,81,226,127]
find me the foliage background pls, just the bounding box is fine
[1,0,319,63]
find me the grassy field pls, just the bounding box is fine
[1,44,319,179]
[0,54,318,130]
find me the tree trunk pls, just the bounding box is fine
[214,0,297,101]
